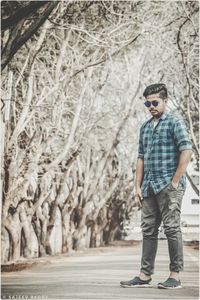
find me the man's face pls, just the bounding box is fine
[145,93,167,118]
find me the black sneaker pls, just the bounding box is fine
[158,278,182,289]
[120,276,152,288]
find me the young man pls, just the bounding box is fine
[120,83,193,289]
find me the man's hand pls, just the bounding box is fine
[171,180,179,189]
[134,158,144,209]
[134,187,143,209]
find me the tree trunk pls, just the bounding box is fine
[61,213,73,253]
[7,221,21,261]
[1,227,10,263]
[19,204,33,258]
[73,225,88,251]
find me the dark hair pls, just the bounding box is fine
[143,83,168,99]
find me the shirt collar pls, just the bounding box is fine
[160,111,169,120]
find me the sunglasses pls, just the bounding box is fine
[144,100,159,108]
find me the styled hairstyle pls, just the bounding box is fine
[143,83,168,99]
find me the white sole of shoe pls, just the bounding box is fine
[120,284,153,288]
[157,284,182,289]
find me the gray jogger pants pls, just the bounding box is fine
[140,182,185,275]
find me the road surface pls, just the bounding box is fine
[1,240,199,300]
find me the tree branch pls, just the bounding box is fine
[1,1,50,31]
[69,33,141,79]
[1,1,58,70]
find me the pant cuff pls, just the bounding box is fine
[140,268,153,276]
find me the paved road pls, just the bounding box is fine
[1,240,199,300]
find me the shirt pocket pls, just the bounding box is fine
[154,136,168,146]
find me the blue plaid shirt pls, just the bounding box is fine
[138,112,192,197]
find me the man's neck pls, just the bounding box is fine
[153,111,165,120]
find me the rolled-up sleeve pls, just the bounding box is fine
[138,127,144,159]
[173,119,193,151]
